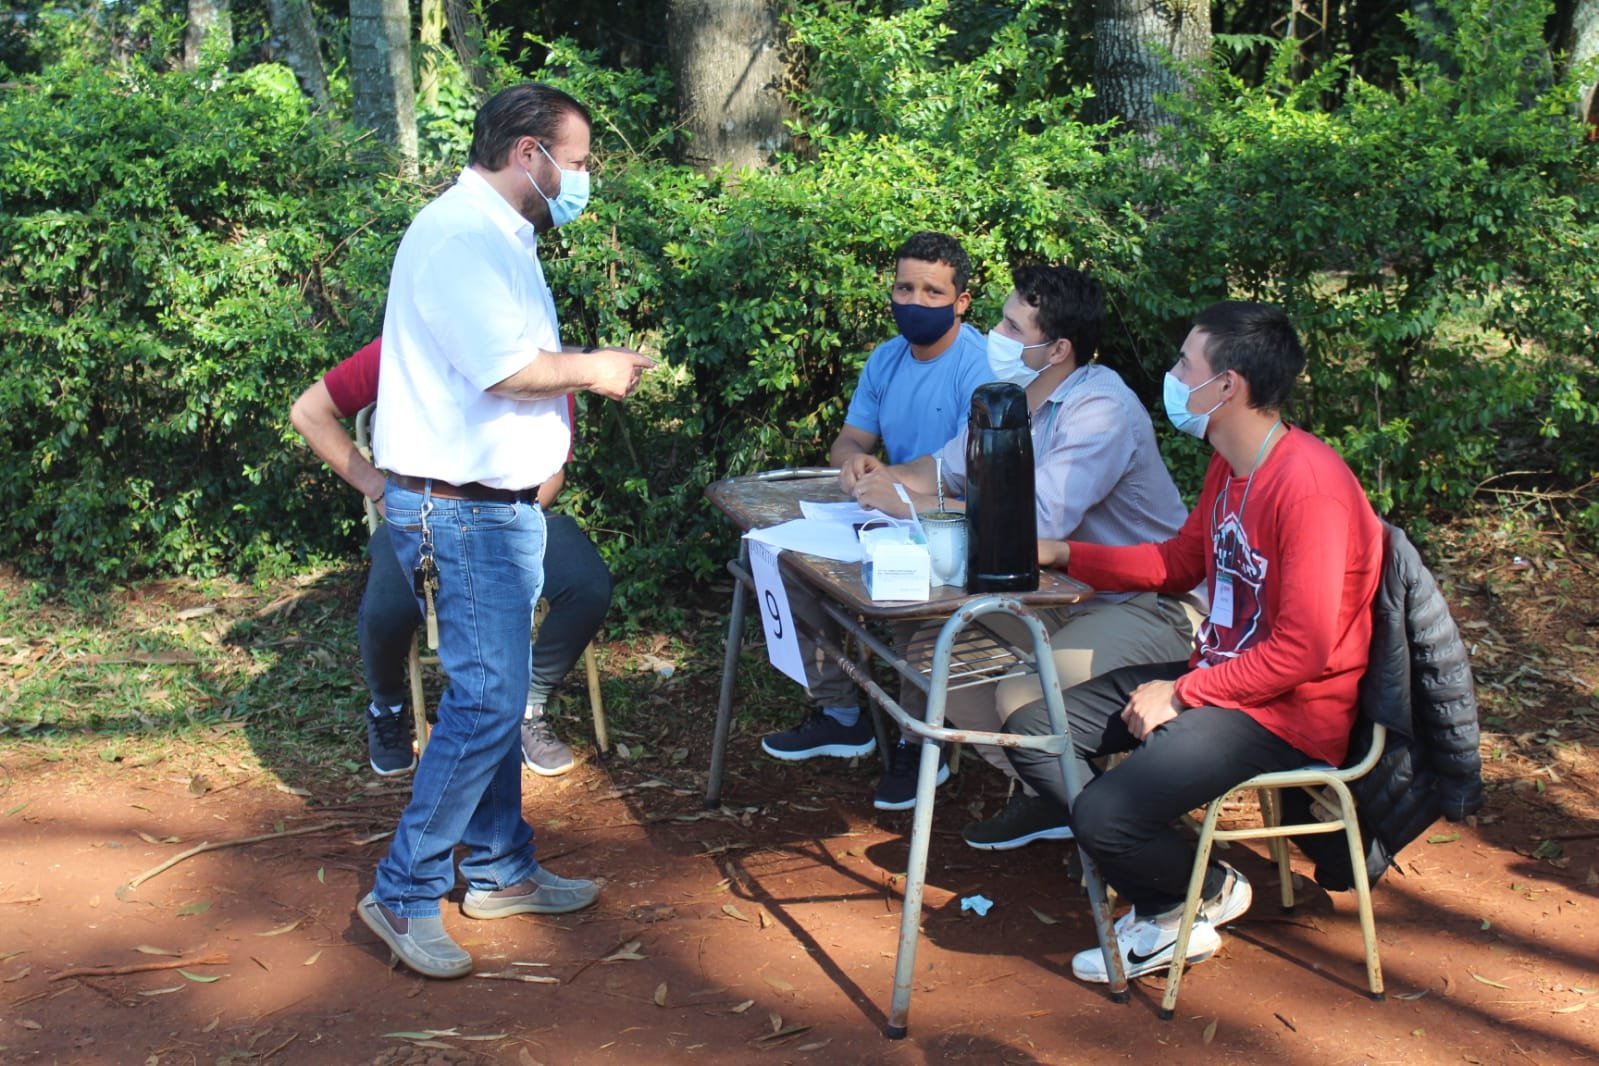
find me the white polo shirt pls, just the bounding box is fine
[373,167,571,490]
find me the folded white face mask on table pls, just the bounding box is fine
[859,522,930,602]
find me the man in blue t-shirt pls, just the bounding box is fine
[763,232,992,763]
[831,232,993,473]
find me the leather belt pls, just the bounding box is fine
[389,473,541,505]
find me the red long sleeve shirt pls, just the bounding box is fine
[1067,427,1383,765]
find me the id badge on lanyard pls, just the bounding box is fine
[1211,573,1235,628]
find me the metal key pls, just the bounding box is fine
[414,555,441,650]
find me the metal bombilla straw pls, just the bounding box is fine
[935,454,945,513]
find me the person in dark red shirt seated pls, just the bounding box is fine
[291,339,612,777]
[1004,301,1383,984]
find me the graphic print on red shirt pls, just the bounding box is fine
[1196,510,1268,664]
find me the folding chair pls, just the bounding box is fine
[1158,719,1388,1016]
[354,405,607,756]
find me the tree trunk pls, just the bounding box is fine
[418,0,444,111]
[1092,0,1210,137]
[266,0,329,105]
[444,0,490,100]
[350,0,418,175]
[183,0,232,70]
[1572,0,1599,130]
[666,0,789,172]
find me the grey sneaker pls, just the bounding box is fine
[366,704,415,776]
[1202,860,1253,927]
[961,792,1075,850]
[461,865,600,918]
[357,892,472,979]
[521,709,576,777]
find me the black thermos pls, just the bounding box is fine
[965,382,1038,592]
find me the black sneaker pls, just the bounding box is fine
[366,704,415,776]
[872,739,950,811]
[961,792,1074,850]
[761,709,876,761]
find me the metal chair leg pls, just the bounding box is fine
[1330,778,1385,1000]
[1161,799,1225,1018]
[705,556,750,809]
[408,638,428,756]
[885,738,946,1038]
[1262,788,1296,910]
[583,642,607,753]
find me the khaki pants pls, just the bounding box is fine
[785,576,860,709]
[932,592,1203,782]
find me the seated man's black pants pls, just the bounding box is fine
[1004,661,1308,916]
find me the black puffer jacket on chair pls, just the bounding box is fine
[1288,522,1485,891]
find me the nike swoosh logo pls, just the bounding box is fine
[1125,942,1175,967]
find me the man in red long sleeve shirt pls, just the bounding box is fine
[1003,301,1383,984]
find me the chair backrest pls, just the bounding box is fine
[1295,520,1483,891]
[354,404,380,536]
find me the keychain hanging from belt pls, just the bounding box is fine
[413,497,441,650]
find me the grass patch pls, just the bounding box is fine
[0,566,366,776]
[0,565,814,790]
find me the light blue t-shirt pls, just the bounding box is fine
[843,323,992,465]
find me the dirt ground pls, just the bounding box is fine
[3,525,1599,1065]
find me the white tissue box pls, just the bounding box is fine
[859,525,930,601]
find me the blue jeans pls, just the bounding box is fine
[359,513,613,710]
[372,482,546,917]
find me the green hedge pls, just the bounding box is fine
[0,60,418,576]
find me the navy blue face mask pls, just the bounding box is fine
[892,299,956,346]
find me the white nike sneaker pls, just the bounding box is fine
[1072,905,1222,983]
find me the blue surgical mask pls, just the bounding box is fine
[891,299,956,347]
[1163,370,1226,438]
[523,141,590,228]
[986,330,1053,388]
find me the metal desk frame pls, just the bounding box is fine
[704,474,1130,1036]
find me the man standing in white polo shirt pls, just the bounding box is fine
[358,83,652,979]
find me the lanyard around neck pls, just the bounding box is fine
[1210,419,1284,538]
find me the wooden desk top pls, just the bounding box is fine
[706,473,1092,620]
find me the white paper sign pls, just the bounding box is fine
[747,540,808,688]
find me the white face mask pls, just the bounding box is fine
[523,141,591,227]
[986,330,1053,387]
[1162,370,1226,438]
